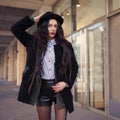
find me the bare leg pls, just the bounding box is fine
[36,106,51,120]
[54,104,67,120]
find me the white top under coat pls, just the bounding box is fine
[41,39,56,79]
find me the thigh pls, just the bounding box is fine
[36,106,51,120]
[54,104,67,120]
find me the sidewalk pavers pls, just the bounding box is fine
[0,79,113,120]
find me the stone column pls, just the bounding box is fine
[16,41,26,86]
[13,44,17,82]
[3,50,8,80]
[8,45,14,82]
[0,55,4,79]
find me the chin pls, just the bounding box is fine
[49,36,54,39]
[49,37,53,40]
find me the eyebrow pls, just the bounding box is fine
[48,23,58,26]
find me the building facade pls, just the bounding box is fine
[0,0,120,119]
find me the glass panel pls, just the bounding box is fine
[109,14,120,103]
[53,0,71,36]
[109,14,120,118]
[72,29,87,107]
[87,23,105,111]
[108,0,120,13]
[76,0,105,30]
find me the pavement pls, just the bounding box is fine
[0,78,113,120]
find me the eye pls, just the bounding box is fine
[54,25,58,28]
[48,24,52,27]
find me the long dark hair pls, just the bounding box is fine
[33,19,72,80]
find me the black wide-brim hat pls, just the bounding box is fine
[37,11,64,26]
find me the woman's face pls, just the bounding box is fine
[48,19,58,40]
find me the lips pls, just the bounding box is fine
[50,32,55,35]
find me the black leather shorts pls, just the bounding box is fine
[37,79,56,107]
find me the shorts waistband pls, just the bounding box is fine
[42,78,55,84]
[42,78,55,81]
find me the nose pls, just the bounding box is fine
[51,26,56,31]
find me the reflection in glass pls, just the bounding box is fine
[108,0,120,13]
[88,24,105,111]
[76,0,105,30]
[72,29,87,107]
[53,0,71,36]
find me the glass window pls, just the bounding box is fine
[76,0,105,30]
[53,0,71,36]
[72,29,88,107]
[87,22,105,111]
[108,0,120,13]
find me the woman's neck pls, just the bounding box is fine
[49,38,54,41]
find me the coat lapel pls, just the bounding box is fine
[54,44,63,65]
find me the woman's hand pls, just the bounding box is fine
[33,13,44,23]
[52,82,68,93]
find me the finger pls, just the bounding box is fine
[52,86,61,92]
[52,88,59,92]
[52,86,58,91]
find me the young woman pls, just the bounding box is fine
[11,11,78,120]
